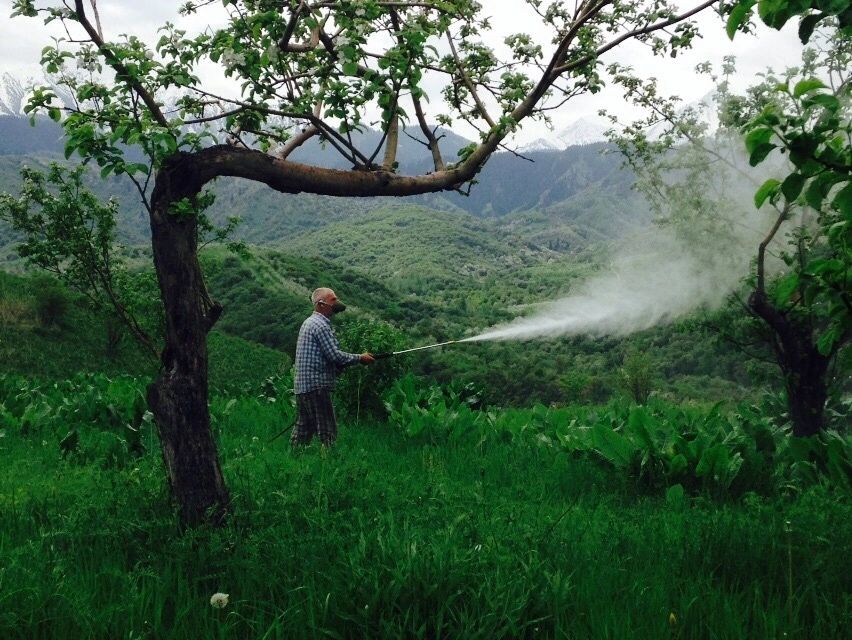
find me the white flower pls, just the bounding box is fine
[355,7,366,17]
[266,44,279,63]
[210,592,229,609]
[76,49,98,72]
[221,49,246,68]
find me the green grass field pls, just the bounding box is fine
[1,382,849,639]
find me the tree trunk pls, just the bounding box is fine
[784,365,828,438]
[146,156,228,527]
[749,290,829,437]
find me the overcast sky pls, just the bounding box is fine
[0,1,804,144]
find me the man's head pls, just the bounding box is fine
[311,287,347,317]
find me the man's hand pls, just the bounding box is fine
[360,352,375,364]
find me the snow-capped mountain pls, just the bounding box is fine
[519,116,609,152]
[556,117,609,146]
[0,73,28,116]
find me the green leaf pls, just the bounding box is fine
[774,273,799,305]
[744,126,773,152]
[793,78,826,97]
[726,1,756,39]
[126,163,149,176]
[627,406,658,453]
[754,178,781,208]
[342,61,358,76]
[804,258,843,276]
[592,424,636,468]
[63,139,76,160]
[798,12,824,43]
[832,182,852,218]
[802,93,840,110]
[805,172,839,210]
[750,143,777,166]
[744,126,777,165]
[781,172,806,201]
[47,108,61,122]
[758,0,795,29]
[665,483,685,505]
[816,326,841,356]
[695,444,719,477]
[668,454,688,477]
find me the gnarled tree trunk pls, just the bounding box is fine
[146,155,228,527]
[749,290,829,437]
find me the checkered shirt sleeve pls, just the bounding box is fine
[294,313,360,394]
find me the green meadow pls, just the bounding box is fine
[0,372,849,639]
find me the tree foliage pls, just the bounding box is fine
[10,0,718,200]
[0,164,160,357]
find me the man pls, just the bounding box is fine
[291,287,374,447]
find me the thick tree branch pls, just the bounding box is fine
[756,204,790,295]
[382,113,399,171]
[189,145,482,197]
[279,124,319,160]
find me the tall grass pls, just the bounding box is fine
[1,382,850,639]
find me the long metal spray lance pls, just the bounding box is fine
[373,340,458,359]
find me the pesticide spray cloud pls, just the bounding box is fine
[455,136,799,345]
[463,207,777,343]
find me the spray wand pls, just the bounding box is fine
[373,339,460,359]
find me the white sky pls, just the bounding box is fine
[0,1,805,144]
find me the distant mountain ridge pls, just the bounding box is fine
[520,117,610,152]
[0,108,648,255]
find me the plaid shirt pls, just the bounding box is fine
[294,312,360,394]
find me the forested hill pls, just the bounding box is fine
[0,114,648,253]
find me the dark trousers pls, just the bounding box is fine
[291,388,337,446]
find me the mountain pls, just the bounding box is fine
[0,73,28,117]
[438,142,642,221]
[519,117,609,152]
[557,117,609,147]
[0,111,647,255]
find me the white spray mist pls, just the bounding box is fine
[463,199,781,343]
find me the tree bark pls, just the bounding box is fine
[749,290,829,437]
[146,154,228,527]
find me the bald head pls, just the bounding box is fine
[311,287,335,306]
[312,287,346,317]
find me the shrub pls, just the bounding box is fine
[335,318,407,421]
[32,277,69,328]
[618,349,655,404]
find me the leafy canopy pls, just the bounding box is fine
[11,0,718,198]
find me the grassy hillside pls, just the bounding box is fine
[0,271,289,393]
[1,232,775,408]
[281,205,553,291]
